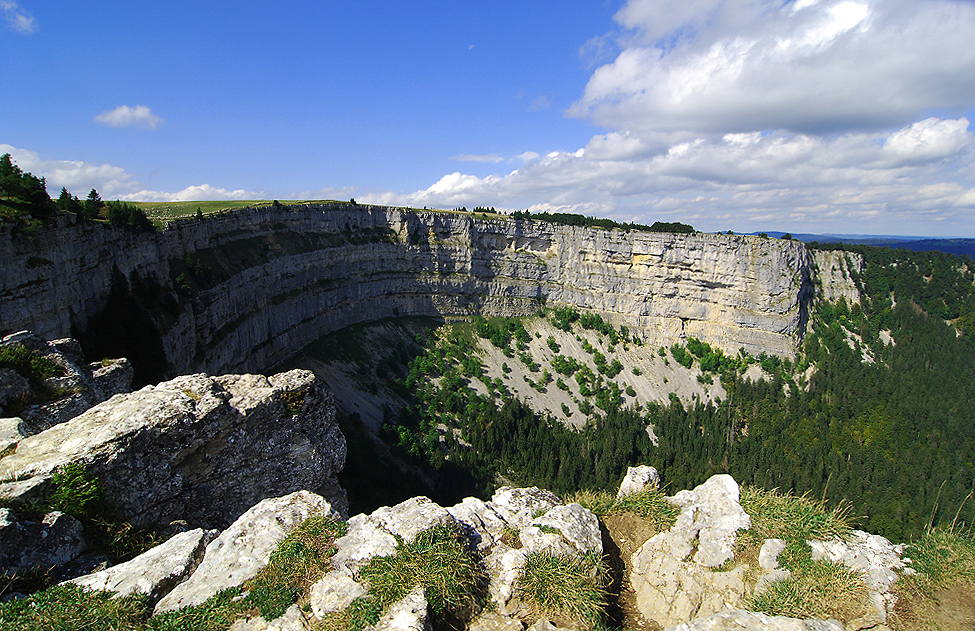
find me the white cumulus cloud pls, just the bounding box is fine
[94,105,163,130]
[570,0,975,136]
[451,154,505,163]
[0,144,138,199]
[1,1,35,34]
[120,184,263,203]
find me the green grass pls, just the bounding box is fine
[0,583,151,631]
[738,486,853,550]
[131,199,353,225]
[516,551,609,629]
[747,559,871,621]
[320,523,482,631]
[887,527,975,630]
[358,524,481,618]
[0,509,345,630]
[737,486,870,625]
[566,488,680,532]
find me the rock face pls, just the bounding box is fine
[812,250,863,305]
[630,475,753,628]
[0,369,347,530]
[67,528,214,606]
[0,205,859,381]
[0,331,133,435]
[0,508,86,574]
[155,490,340,614]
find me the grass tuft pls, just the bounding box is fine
[517,551,609,629]
[566,488,679,533]
[358,523,482,620]
[888,526,975,629]
[0,583,149,631]
[317,596,384,631]
[747,560,871,622]
[738,486,853,549]
[739,486,868,625]
[243,515,346,620]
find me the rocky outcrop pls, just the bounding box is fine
[807,530,907,624]
[630,475,753,628]
[32,473,911,631]
[0,508,86,575]
[811,250,862,305]
[155,490,340,613]
[312,486,601,628]
[0,331,133,435]
[68,528,214,606]
[0,205,855,382]
[0,368,346,530]
[617,465,660,498]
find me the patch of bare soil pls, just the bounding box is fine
[890,583,975,631]
[601,512,668,631]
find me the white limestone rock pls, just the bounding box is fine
[0,417,26,454]
[617,465,660,498]
[485,544,529,614]
[755,538,791,596]
[331,513,400,575]
[447,496,510,552]
[310,570,367,618]
[527,503,602,556]
[67,528,213,605]
[368,586,430,631]
[229,603,307,631]
[665,609,845,631]
[807,530,907,622]
[372,496,455,543]
[0,368,347,530]
[490,487,561,531]
[629,475,752,628]
[668,474,751,567]
[154,490,338,614]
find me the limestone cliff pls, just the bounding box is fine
[0,206,857,380]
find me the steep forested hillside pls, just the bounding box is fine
[369,245,975,542]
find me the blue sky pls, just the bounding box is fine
[3,0,975,236]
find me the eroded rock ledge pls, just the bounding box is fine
[0,205,861,381]
[19,471,908,631]
[0,368,347,530]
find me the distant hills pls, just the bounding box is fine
[754,232,975,257]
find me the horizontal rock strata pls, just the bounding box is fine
[0,206,860,380]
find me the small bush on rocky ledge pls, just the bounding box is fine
[517,550,609,629]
